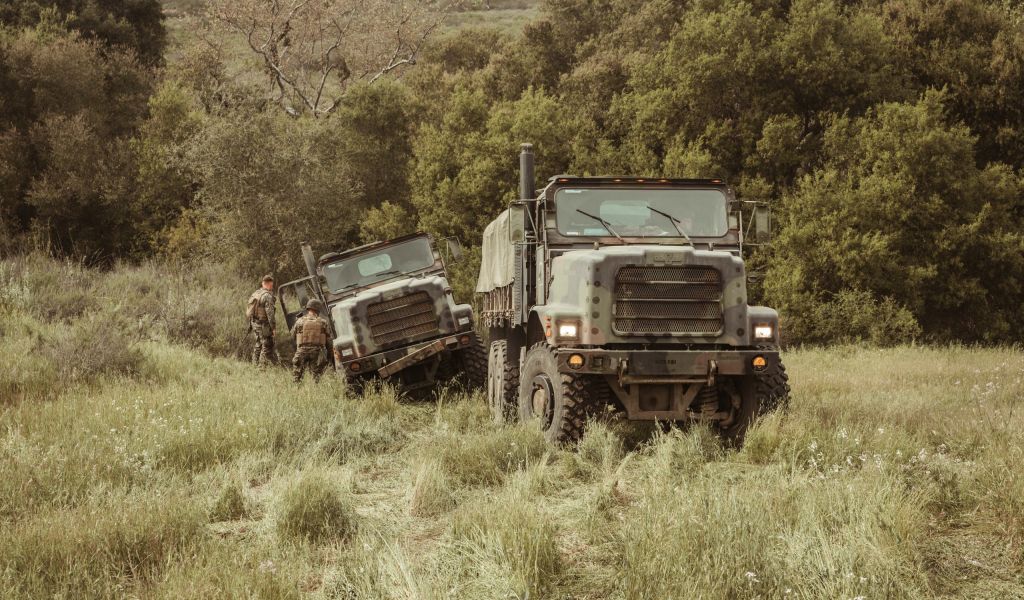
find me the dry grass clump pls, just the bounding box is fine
[409,459,455,517]
[210,481,250,522]
[0,489,205,598]
[276,472,356,543]
[447,489,562,598]
[564,421,625,481]
[423,424,547,487]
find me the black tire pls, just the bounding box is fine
[756,356,791,414]
[487,339,519,424]
[721,354,790,444]
[518,343,597,444]
[458,337,488,391]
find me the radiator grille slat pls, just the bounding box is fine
[367,291,441,347]
[614,266,724,336]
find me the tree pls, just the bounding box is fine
[0,0,166,64]
[210,0,457,116]
[765,91,1024,344]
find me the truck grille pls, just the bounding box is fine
[613,266,724,336]
[367,292,440,347]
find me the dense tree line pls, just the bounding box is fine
[1,0,1022,344]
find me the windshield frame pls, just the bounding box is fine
[321,235,440,294]
[550,185,732,242]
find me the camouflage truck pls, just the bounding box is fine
[478,145,789,443]
[279,232,486,393]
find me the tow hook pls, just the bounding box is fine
[707,360,718,387]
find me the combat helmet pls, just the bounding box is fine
[305,299,325,313]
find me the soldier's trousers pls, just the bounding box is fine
[251,322,276,366]
[293,346,327,383]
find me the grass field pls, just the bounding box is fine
[1,254,1022,600]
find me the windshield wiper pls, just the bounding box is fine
[336,269,403,292]
[645,205,695,247]
[576,209,624,242]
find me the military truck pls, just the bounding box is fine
[279,232,486,393]
[477,145,789,443]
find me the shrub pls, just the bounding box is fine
[276,474,356,543]
[39,309,146,385]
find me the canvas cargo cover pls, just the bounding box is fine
[475,208,522,293]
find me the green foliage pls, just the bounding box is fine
[0,0,167,65]
[0,26,153,261]
[766,91,1024,343]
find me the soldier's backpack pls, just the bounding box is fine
[296,317,328,346]
[246,290,269,321]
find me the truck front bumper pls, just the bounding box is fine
[553,347,780,421]
[339,330,478,379]
[554,347,780,385]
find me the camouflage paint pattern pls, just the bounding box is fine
[330,274,474,360]
[536,245,778,350]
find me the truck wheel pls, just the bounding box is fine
[487,340,519,424]
[756,348,791,414]
[518,343,596,444]
[722,357,790,444]
[459,338,488,391]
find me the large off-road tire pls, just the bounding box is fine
[458,337,488,391]
[487,340,519,424]
[755,351,791,414]
[518,343,598,444]
[721,353,790,444]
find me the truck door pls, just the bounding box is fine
[278,276,319,330]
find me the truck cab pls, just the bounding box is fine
[280,232,486,394]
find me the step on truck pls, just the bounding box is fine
[477,144,790,444]
[279,232,486,394]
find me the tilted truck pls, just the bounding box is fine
[477,144,789,443]
[278,232,486,393]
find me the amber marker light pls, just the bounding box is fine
[349,362,362,372]
[568,354,585,369]
[459,335,471,345]
[752,356,767,372]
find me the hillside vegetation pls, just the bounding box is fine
[1,256,1021,598]
[3,0,1024,346]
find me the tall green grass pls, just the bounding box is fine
[1,256,1022,598]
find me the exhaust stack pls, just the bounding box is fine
[519,143,534,201]
[300,242,317,280]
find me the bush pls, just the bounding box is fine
[39,309,147,385]
[276,474,356,543]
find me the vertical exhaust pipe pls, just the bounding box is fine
[519,143,534,201]
[300,242,317,280]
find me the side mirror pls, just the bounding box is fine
[753,205,771,243]
[446,238,464,262]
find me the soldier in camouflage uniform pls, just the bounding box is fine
[291,299,330,383]
[247,275,277,367]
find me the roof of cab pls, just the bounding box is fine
[317,231,432,265]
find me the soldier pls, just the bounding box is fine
[247,275,277,366]
[291,299,330,383]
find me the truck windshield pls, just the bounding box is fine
[554,188,729,238]
[322,237,435,293]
